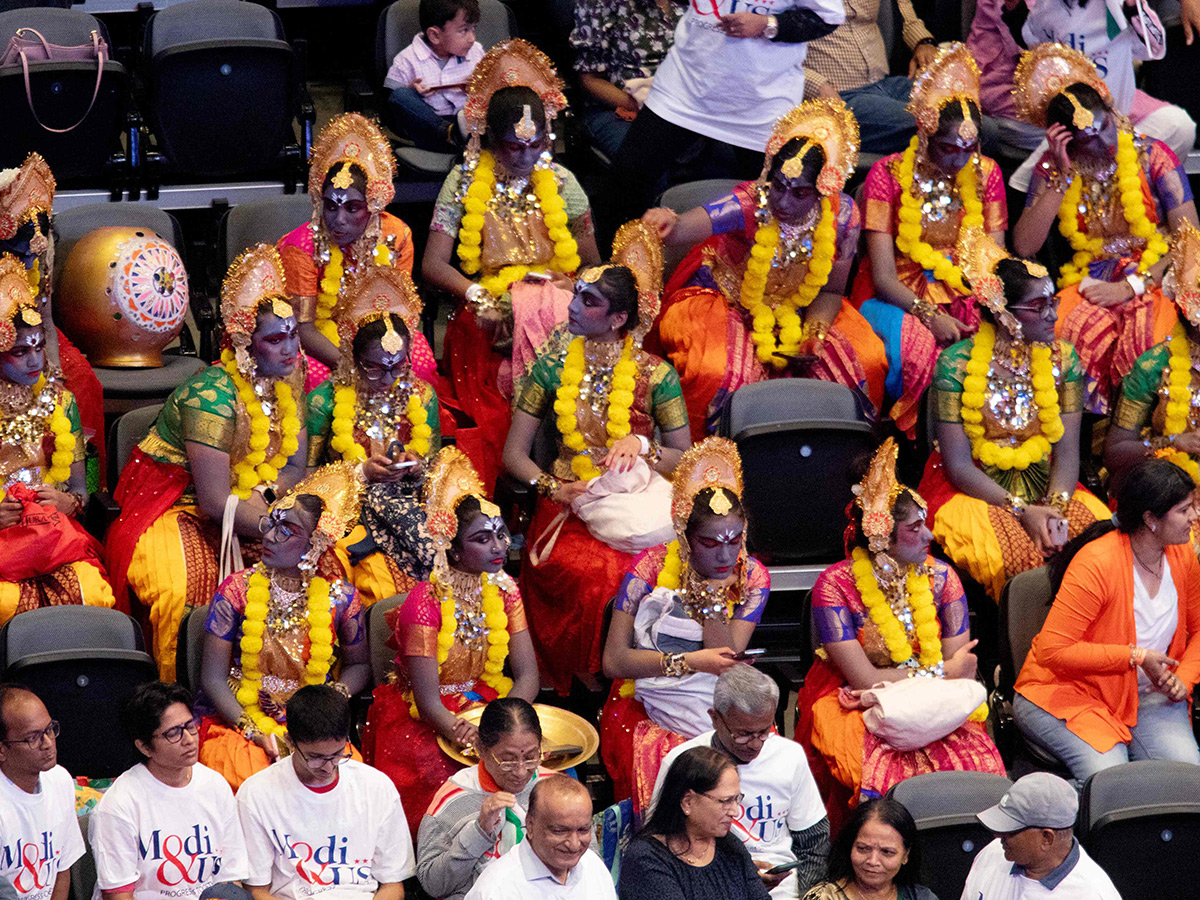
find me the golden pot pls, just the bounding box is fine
[58,226,190,367]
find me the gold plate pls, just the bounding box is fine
[436,703,599,771]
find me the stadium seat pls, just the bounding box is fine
[0,606,157,777]
[888,771,1013,900]
[106,402,164,489]
[0,8,130,184]
[1079,760,1200,900]
[175,603,211,695]
[366,593,408,688]
[219,194,313,272]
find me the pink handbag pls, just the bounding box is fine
[0,27,107,133]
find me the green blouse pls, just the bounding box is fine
[305,378,441,467]
[1112,342,1170,434]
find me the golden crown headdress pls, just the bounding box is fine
[308,113,396,214]
[462,39,567,140]
[610,220,664,343]
[956,227,1047,340]
[907,42,981,138]
[1166,220,1200,327]
[0,153,54,242]
[337,264,423,355]
[670,437,744,535]
[1012,43,1112,129]
[272,460,366,555]
[761,99,860,197]
[852,438,924,553]
[0,254,40,353]
[220,243,292,347]
[423,447,501,551]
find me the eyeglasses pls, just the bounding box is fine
[359,360,409,382]
[155,719,199,744]
[714,712,773,745]
[487,749,543,774]
[259,515,300,541]
[1008,302,1059,321]
[701,792,744,810]
[1,720,60,747]
[294,744,354,767]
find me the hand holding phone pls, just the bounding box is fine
[732,647,767,661]
[763,860,802,876]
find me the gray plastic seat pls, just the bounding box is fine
[367,593,408,688]
[175,603,210,695]
[657,178,741,277]
[107,402,164,487]
[221,194,313,270]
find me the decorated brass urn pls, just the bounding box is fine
[58,226,190,367]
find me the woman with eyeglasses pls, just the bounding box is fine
[305,266,441,608]
[416,698,555,900]
[196,462,369,791]
[618,746,769,900]
[90,681,251,900]
[916,230,1109,602]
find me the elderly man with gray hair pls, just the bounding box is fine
[651,665,829,898]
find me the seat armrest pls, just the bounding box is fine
[494,471,536,539]
[85,491,121,542]
[343,76,376,115]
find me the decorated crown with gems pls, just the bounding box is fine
[0,253,40,353]
[462,39,567,140]
[337,264,423,353]
[220,243,292,348]
[423,447,501,549]
[906,42,981,137]
[308,113,396,213]
[1012,43,1112,129]
[761,99,860,197]
[611,220,663,343]
[272,460,365,555]
[0,153,54,242]
[671,437,744,535]
[1167,219,1200,328]
[852,438,924,554]
[957,227,1047,340]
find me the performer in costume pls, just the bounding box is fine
[306,265,440,607]
[423,39,601,491]
[918,228,1109,601]
[0,254,113,622]
[853,43,1008,437]
[0,154,106,478]
[1011,44,1199,414]
[277,113,430,391]
[105,245,308,681]
[599,437,766,809]
[197,461,369,790]
[362,447,539,835]
[502,223,691,693]
[797,440,1004,820]
[642,99,887,439]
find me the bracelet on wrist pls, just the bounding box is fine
[1005,494,1027,518]
[533,472,561,498]
[660,652,693,677]
[1043,491,1072,517]
[910,297,938,326]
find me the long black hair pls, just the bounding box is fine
[1045,83,1108,132]
[827,798,922,888]
[638,746,733,845]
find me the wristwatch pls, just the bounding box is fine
[762,14,778,39]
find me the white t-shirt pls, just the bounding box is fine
[89,763,249,900]
[1132,558,1178,694]
[959,838,1121,900]
[0,767,86,900]
[651,732,825,899]
[237,759,415,900]
[463,840,616,900]
[647,0,845,151]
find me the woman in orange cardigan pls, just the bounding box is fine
[1014,458,1200,784]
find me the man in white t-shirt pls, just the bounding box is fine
[960,772,1121,900]
[651,666,829,899]
[238,685,415,900]
[89,682,249,900]
[0,685,85,900]
[463,777,612,900]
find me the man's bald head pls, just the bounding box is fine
[526,776,593,880]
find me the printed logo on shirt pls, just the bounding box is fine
[269,831,373,893]
[732,794,789,845]
[1,832,58,899]
[138,826,225,894]
[689,0,784,26]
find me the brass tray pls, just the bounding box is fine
[436,703,599,771]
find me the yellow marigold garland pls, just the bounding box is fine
[895,135,984,296]
[1056,130,1169,288]
[1161,325,1200,483]
[221,349,302,499]
[740,198,838,370]
[554,336,637,481]
[329,382,433,462]
[0,374,74,503]
[455,151,581,296]
[960,323,1064,471]
[407,570,513,720]
[315,242,393,345]
[235,563,336,737]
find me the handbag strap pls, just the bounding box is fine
[218,493,244,582]
[20,30,105,134]
[15,27,53,56]
[527,509,569,567]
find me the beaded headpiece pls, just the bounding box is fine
[220,243,292,353]
[957,227,1047,340]
[423,447,502,554]
[611,220,664,343]
[337,264,423,354]
[0,153,54,244]
[307,113,396,214]
[462,39,567,144]
[272,460,365,556]
[906,42,981,138]
[1012,43,1112,129]
[671,437,744,536]
[1166,220,1200,327]
[852,438,924,554]
[760,99,860,197]
[0,254,40,353]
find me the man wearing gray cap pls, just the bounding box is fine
[959,773,1121,899]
